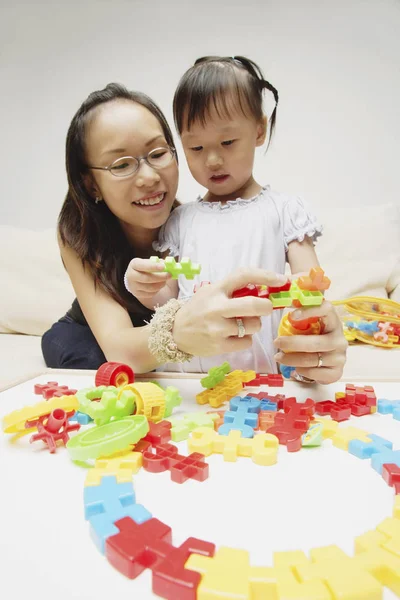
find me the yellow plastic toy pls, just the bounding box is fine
[332,296,400,348]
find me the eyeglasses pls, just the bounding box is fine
[87,146,176,178]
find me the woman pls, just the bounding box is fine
[42,83,347,383]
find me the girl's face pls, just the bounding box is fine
[85,100,178,238]
[181,102,266,201]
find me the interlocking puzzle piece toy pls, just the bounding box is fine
[95,362,134,387]
[196,370,254,408]
[85,450,144,486]
[69,410,93,425]
[3,395,79,434]
[297,267,331,292]
[163,386,183,417]
[66,415,149,461]
[188,427,279,465]
[200,361,231,389]
[257,411,276,431]
[355,522,400,595]
[34,381,77,399]
[143,442,209,483]
[371,449,400,475]
[105,515,215,593]
[382,463,400,495]
[218,396,259,438]
[268,397,315,452]
[315,400,351,422]
[187,546,268,599]
[378,398,400,420]
[84,476,152,553]
[29,408,80,453]
[246,373,284,386]
[78,387,136,426]
[150,255,201,280]
[167,412,218,442]
[293,545,383,598]
[349,433,393,460]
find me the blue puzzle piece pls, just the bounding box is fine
[377,399,400,419]
[371,449,400,474]
[349,434,393,460]
[358,320,379,334]
[69,411,93,425]
[259,400,278,412]
[219,396,259,438]
[280,365,296,379]
[89,504,152,553]
[84,476,135,519]
[229,396,261,413]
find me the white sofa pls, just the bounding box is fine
[1,202,399,389]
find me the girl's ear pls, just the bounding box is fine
[256,115,268,147]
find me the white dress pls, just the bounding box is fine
[153,185,323,373]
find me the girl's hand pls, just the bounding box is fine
[125,258,174,306]
[173,268,288,356]
[273,301,348,384]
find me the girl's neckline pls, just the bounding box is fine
[196,185,270,211]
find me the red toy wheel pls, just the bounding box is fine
[95,362,135,387]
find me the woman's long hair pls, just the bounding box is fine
[59,82,177,309]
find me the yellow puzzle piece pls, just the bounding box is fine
[188,427,278,465]
[331,426,372,451]
[3,394,79,434]
[85,449,143,486]
[295,545,382,599]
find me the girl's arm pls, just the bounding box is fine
[286,237,320,278]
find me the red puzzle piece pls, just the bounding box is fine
[143,421,172,446]
[106,516,215,598]
[246,373,284,387]
[315,400,351,422]
[143,443,209,483]
[153,537,216,599]
[382,463,400,494]
[268,398,315,452]
[29,408,80,453]
[34,382,77,400]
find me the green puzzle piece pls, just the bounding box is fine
[167,412,219,441]
[164,386,183,417]
[150,255,201,280]
[270,281,324,308]
[200,361,231,389]
[77,386,136,426]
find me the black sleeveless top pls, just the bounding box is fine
[67,297,154,328]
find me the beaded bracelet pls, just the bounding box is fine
[148,298,193,364]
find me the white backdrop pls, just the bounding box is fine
[1,0,399,229]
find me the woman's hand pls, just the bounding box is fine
[273,301,348,384]
[172,268,288,357]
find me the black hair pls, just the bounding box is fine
[59,83,177,309]
[173,55,279,147]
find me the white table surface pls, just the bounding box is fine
[1,371,399,599]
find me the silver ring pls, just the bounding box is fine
[317,352,323,368]
[236,318,246,338]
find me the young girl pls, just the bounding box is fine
[124,56,347,381]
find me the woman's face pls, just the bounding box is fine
[85,99,178,239]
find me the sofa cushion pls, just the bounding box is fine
[0,226,75,335]
[316,202,400,302]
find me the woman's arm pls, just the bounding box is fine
[61,238,288,373]
[60,240,162,373]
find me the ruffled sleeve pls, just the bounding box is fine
[152,206,181,257]
[282,196,323,251]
